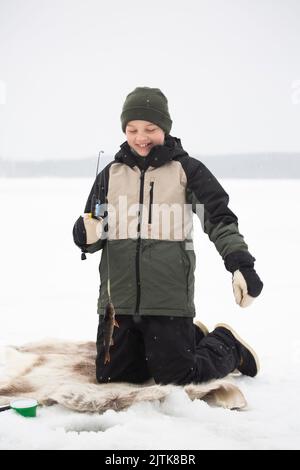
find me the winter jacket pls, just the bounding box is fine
[73,135,250,317]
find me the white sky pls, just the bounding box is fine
[0,0,300,160]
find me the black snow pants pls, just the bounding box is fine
[96,315,240,385]
[96,315,239,385]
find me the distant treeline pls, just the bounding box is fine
[1,153,300,178]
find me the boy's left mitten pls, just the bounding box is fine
[224,251,263,308]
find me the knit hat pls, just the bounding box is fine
[121,87,172,134]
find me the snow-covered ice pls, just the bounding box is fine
[0,177,299,450]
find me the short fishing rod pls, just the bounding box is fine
[93,149,104,220]
[81,150,104,260]
[82,150,114,306]
[95,150,112,303]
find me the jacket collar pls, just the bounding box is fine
[114,134,188,169]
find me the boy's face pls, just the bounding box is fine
[125,120,165,156]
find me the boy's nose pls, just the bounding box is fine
[136,136,149,143]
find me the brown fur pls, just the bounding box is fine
[72,361,97,377]
[0,339,247,412]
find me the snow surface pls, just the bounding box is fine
[0,177,299,450]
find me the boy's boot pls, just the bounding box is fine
[213,323,260,377]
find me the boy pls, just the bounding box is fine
[73,87,263,385]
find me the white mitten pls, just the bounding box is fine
[83,214,103,245]
[232,270,254,308]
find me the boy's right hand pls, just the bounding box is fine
[83,213,103,244]
[73,214,103,247]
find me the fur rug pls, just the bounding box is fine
[0,339,247,412]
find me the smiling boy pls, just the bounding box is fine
[73,86,263,386]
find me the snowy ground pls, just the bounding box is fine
[0,177,299,450]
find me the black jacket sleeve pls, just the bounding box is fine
[182,156,250,259]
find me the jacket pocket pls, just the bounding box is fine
[181,244,196,312]
[179,243,195,293]
[148,181,154,224]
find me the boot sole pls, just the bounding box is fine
[193,319,209,336]
[214,323,260,375]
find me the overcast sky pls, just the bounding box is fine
[0,0,300,161]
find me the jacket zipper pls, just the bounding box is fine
[148,181,154,224]
[135,169,145,314]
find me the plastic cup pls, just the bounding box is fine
[10,398,38,417]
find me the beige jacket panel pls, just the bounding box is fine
[107,161,193,241]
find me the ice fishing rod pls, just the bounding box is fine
[81,150,104,261]
[93,150,104,220]
[85,150,113,304]
[97,150,112,303]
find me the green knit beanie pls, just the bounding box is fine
[121,87,172,134]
